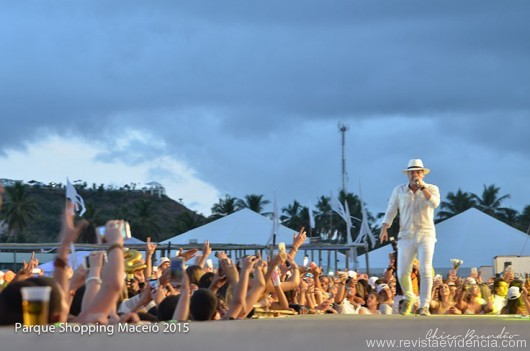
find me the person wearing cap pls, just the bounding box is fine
[368,276,379,290]
[155,257,171,272]
[501,286,529,315]
[376,284,393,314]
[380,159,440,316]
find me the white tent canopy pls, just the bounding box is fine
[38,251,91,274]
[124,236,146,245]
[161,209,372,271]
[161,208,298,246]
[36,236,145,274]
[359,208,530,273]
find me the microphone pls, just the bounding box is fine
[415,180,420,186]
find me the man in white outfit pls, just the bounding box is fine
[379,159,440,316]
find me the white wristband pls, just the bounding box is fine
[85,276,102,285]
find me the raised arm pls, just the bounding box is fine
[264,254,285,292]
[81,251,105,312]
[240,259,267,318]
[144,237,157,279]
[67,265,88,307]
[172,273,190,321]
[76,220,125,322]
[225,256,255,319]
[195,240,212,269]
[288,227,306,260]
[54,202,88,294]
[279,258,301,292]
[334,272,348,304]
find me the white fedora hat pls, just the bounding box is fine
[402,159,430,175]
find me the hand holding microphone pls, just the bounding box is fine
[415,178,426,190]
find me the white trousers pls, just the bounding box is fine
[397,235,435,308]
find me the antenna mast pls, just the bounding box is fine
[338,122,349,194]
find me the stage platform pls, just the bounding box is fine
[2,314,529,351]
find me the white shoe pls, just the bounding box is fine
[418,306,430,316]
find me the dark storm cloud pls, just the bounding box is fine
[435,115,530,158]
[2,1,529,133]
[1,1,529,213]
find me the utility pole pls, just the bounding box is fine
[338,122,349,194]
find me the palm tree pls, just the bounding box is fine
[117,204,133,223]
[437,189,476,221]
[497,207,520,227]
[131,199,161,241]
[281,200,305,230]
[236,194,270,214]
[518,205,530,233]
[471,184,510,217]
[1,182,38,242]
[315,195,336,240]
[210,195,241,220]
[174,211,205,235]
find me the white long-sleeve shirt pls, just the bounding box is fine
[382,183,440,240]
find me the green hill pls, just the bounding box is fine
[1,184,201,243]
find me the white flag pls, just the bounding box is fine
[332,199,352,244]
[308,201,315,229]
[354,190,376,249]
[267,195,279,246]
[344,200,353,245]
[66,178,86,216]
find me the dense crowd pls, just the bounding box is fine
[1,202,529,325]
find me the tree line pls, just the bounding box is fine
[206,185,530,246]
[1,181,529,244]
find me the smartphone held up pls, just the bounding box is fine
[149,278,159,290]
[96,221,131,244]
[278,242,287,261]
[170,257,186,287]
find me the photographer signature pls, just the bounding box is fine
[426,327,520,341]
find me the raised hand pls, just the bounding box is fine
[202,240,212,257]
[60,202,88,244]
[70,265,88,292]
[146,237,157,256]
[240,256,258,272]
[292,227,307,251]
[104,220,125,245]
[178,248,199,262]
[220,258,238,284]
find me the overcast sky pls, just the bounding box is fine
[1,1,529,220]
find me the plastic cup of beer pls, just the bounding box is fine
[21,286,51,325]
